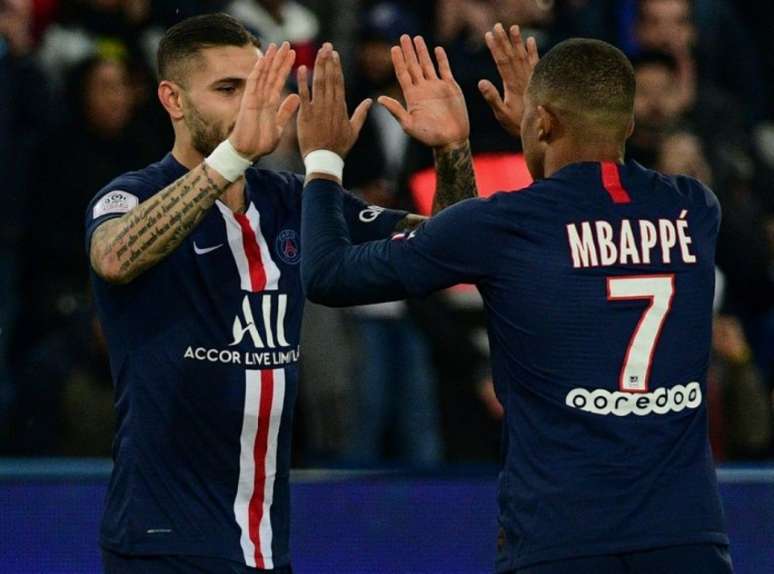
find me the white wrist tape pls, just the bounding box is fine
[205,139,253,182]
[304,150,344,180]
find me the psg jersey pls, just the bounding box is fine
[85,153,406,568]
[301,160,728,571]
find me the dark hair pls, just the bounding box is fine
[157,13,260,83]
[529,38,635,129]
[630,50,678,74]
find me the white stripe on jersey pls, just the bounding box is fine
[217,202,252,292]
[246,203,281,290]
[258,368,286,568]
[217,202,282,292]
[234,369,261,567]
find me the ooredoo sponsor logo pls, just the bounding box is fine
[565,382,702,416]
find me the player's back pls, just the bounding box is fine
[480,160,726,571]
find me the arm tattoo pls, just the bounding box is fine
[393,214,426,234]
[431,140,477,215]
[90,162,228,283]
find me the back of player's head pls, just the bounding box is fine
[528,38,635,139]
[157,13,260,85]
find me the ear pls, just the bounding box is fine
[158,80,185,121]
[625,115,635,139]
[535,105,555,143]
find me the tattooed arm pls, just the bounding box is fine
[89,163,229,284]
[390,140,477,235]
[431,140,477,215]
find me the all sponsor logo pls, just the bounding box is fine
[183,294,300,367]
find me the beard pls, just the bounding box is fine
[183,101,232,157]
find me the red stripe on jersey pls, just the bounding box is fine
[248,369,274,568]
[600,161,631,204]
[235,212,267,291]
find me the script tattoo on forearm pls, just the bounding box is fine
[90,163,228,283]
[432,141,477,215]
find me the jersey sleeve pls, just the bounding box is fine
[301,178,493,306]
[339,189,409,243]
[283,170,408,242]
[84,175,155,255]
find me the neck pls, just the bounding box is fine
[543,138,625,179]
[171,138,205,171]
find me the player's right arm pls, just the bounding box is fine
[89,43,300,285]
[89,164,230,284]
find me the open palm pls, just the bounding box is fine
[379,35,469,149]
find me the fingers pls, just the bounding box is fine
[399,34,423,84]
[434,46,454,81]
[312,43,331,103]
[377,95,410,128]
[507,24,528,64]
[264,42,289,96]
[478,79,506,116]
[390,45,413,91]
[526,35,539,67]
[272,43,296,95]
[276,93,300,130]
[297,65,310,106]
[349,98,373,138]
[323,44,336,107]
[413,36,438,80]
[331,50,346,111]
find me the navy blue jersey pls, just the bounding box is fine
[301,160,727,571]
[85,153,406,568]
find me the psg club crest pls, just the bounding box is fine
[276,229,300,265]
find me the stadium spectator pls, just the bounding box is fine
[13,54,162,359]
[0,0,51,450]
[35,0,152,90]
[707,313,772,461]
[11,309,113,455]
[225,0,319,67]
[633,0,765,124]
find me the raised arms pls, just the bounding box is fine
[379,35,477,216]
[89,43,299,284]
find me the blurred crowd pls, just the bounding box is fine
[0,0,772,465]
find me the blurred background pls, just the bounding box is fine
[0,1,773,570]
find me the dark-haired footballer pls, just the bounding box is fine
[85,13,476,574]
[301,27,733,574]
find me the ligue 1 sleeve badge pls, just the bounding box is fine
[276,229,301,265]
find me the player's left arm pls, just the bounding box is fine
[379,34,478,220]
[297,42,487,306]
[302,178,485,306]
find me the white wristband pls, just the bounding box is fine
[304,150,344,180]
[205,139,253,182]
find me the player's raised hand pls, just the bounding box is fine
[379,35,469,150]
[228,42,300,160]
[478,23,539,137]
[296,43,372,159]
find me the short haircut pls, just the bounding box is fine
[630,50,678,74]
[157,13,260,84]
[528,38,635,134]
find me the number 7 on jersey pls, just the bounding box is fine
[607,275,676,393]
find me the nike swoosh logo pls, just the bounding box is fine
[193,242,224,255]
